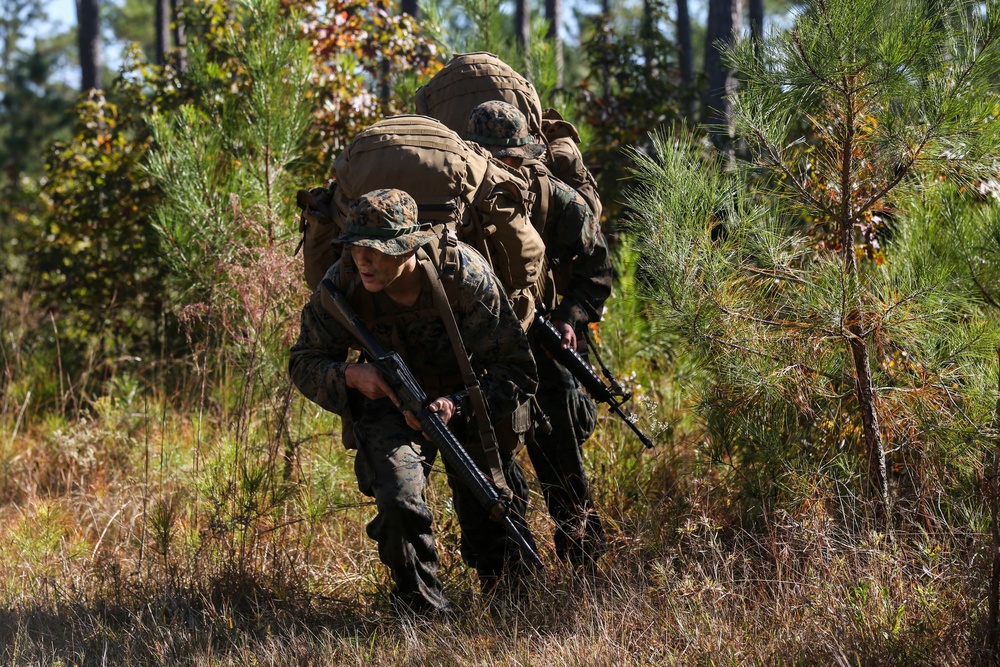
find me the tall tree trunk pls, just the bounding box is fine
[515,0,530,50]
[75,0,101,91]
[988,346,1000,648]
[703,0,742,156]
[1,3,19,86]
[749,0,764,57]
[847,320,890,524]
[676,0,692,87]
[379,0,390,103]
[642,0,655,79]
[170,0,187,73]
[155,0,170,66]
[545,0,563,89]
[600,0,611,101]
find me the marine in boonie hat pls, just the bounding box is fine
[466,100,546,160]
[336,188,437,255]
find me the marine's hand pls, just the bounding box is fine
[550,319,577,351]
[345,362,399,405]
[403,397,456,432]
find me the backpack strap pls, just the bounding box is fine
[416,244,513,501]
[523,159,550,235]
[427,229,463,304]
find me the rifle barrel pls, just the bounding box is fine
[610,402,655,449]
[534,314,656,449]
[418,408,545,569]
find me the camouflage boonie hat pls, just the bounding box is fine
[337,188,436,256]
[466,100,546,160]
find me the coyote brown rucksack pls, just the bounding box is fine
[414,52,603,224]
[298,114,546,329]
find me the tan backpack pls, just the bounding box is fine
[298,114,546,328]
[414,52,603,224]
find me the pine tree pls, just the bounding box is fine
[145,0,312,387]
[625,0,1000,526]
[422,0,560,103]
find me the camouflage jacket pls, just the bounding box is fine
[288,242,538,420]
[521,160,613,329]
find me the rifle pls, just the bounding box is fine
[533,314,655,449]
[320,278,544,570]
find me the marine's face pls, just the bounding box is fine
[350,245,414,293]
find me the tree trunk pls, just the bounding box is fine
[545,0,563,89]
[515,0,530,50]
[170,0,187,74]
[401,0,419,19]
[155,0,170,66]
[847,324,890,524]
[676,0,692,87]
[75,0,101,91]
[642,0,655,79]
[703,0,742,155]
[601,0,611,101]
[379,0,391,103]
[989,346,1000,648]
[749,0,763,57]
[1,1,25,85]
[840,96,890,525]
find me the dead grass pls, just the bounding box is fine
[0,387,991,666]
[0,272,993,665]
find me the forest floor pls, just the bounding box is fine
[0,392,990,666]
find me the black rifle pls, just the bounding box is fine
[320,278,544,570]
[533,314,655,449]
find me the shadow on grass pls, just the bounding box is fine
[0,589,383,666]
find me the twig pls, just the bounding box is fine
[91,505,126,561]
[703,332,845,384]
[9,390,30,447]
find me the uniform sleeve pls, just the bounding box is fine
[288,280,357,416]
[546,178,614,329]
[456,248,538,415]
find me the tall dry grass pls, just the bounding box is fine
[0,270,993,667]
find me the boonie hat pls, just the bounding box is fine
[336,188,436,255]
[466,100,546,160]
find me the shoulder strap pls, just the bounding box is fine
[416,245,512,500]
[524,160,550,235]
[424,230,463,306]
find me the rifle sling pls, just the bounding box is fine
[524,160,550,235]
[417,248,513,501]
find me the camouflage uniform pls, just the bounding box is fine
[468,102,613,566]
[289,189,539,611]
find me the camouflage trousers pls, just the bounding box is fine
[525,332,608,566]
[352,397,535,611]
